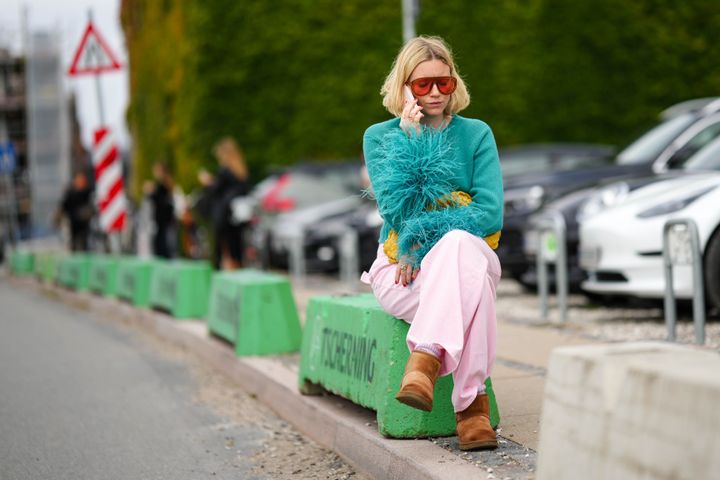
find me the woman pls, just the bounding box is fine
[146,162,177,259]
[361,36,503,451]
[201,137,251,270]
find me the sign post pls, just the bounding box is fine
[0,140,20,249]
[68,10,124,253]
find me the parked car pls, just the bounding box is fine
[499,97,720,287]
[244,161,364,269]
[278,198,382,273]
[579,169,720,310]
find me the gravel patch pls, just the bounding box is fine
[496,279,720,349]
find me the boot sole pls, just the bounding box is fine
[458,440,498,451]
[395,391,433,412]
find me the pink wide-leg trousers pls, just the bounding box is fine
[360,230,501,412]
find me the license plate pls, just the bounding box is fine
[579,246,601,270]
[667,226,693,265]
[540,231,558,262]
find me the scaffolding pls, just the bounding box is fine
[26,31,70,235]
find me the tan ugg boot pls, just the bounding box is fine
[395,351,441,411]
[456,394,497,451]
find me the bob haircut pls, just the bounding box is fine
[213,136,249,181]
[381,36,470,117]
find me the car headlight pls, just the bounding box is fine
[577,182,629,222]
[636,186,716,219]
[504,186,545,214]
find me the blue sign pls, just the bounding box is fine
[0,142,16,174]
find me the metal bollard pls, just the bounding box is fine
[662,218,705,345]
[535,211,568,323]
[288,230,306,279]
[338,227,360,289]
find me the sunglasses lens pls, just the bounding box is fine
[410,78,433,96]
[436,77,457,95]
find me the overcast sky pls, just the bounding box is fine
[1,0,129,149]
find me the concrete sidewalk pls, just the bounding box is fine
[7,273,600,479]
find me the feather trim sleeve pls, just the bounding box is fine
[395,124,503,268]
[364,127,457,232]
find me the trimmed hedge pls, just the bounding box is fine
[121,0,720,194]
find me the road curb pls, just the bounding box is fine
[9,277,493,480]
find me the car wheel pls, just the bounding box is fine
[704,228,720,310]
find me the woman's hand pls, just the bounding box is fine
[395,256,420,287]
[399,98,423,136]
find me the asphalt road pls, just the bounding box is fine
[0,281,273,479]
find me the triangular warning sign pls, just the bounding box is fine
[68,22,122,76]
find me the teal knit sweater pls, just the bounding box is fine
[362,114,504,266]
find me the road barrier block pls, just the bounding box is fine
[149,259,211,318]
[207,270,302,356]
[10,250,34,275]
[116,257,157,307]
[536,342,720,480]
[58,254,92,291]
[298,294,500,438]
[88,255,119,297]
[34,253,62,283]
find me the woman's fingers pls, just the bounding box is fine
[403,100,422,121]
[395,264,402,284]
[412,267,420,281]
[402,265,412,286]
[401,101,413,120]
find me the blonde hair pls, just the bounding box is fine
[213,137,249,181]
[381,36,470,117]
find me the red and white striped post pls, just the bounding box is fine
[92,127,126,251]
[68,9,125,253]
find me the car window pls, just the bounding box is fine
[283,169,360,208]
[617,113,697,165]
[551,154,613,171]
[501,151,612,177]
[684,136,720,171]
[665,120,720,169]
[500,153,552,177]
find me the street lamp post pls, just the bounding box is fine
[402,0,419,43]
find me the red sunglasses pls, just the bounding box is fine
[407,76,457,96]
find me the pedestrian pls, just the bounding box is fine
[200,137,250,270]
[145,162,177,258]
[360,36,504,451]
[58,171,94,252]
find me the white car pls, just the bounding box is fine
[579,172,720,309]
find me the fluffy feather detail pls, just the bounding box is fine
[398,203,488,267]
[367,127,457,230]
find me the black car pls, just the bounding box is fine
[501,97,720,288]
[300,199,382,273]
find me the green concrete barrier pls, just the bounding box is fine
[9,250,34,275]
[88,255,119,297]
[116,257,158,307]
[207,270,302,356]
[58,254,92,291]
[149,259,212,319]
[298,294,499,439]
[34,253,63,283]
